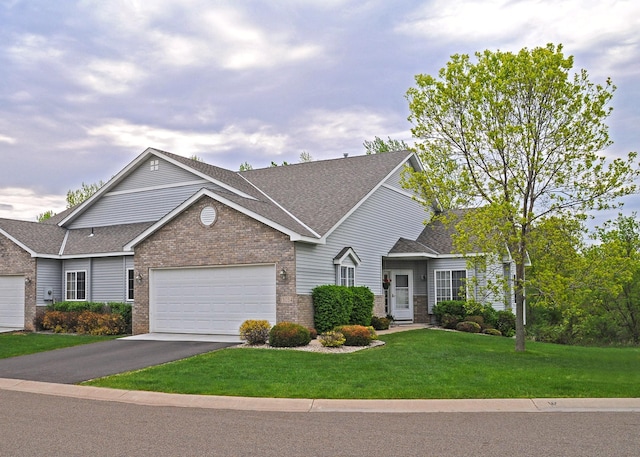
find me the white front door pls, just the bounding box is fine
[390,270,413,322]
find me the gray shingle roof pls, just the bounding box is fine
[0,218,66,255]
[396,209,471,256]
[62,222,155,255]
[0,150,417,256]
[240,151,413,236]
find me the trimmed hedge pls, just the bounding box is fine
[433,300,516,338]
[312,285,375,333]
[349,286,374,326]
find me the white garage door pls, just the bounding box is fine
[0,276,25,328]
[150,265,276,335]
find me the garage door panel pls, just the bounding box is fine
[150,265,276,335]
[0,276,25,328]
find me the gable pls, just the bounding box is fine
[113,156,207,192]
[241,151,420,237]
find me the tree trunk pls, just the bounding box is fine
[514,258,526,352]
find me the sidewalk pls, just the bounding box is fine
[1,377,639,413]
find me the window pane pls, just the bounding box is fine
[127,270,135,301]
[451,270,466,301]
[76,271,86,300]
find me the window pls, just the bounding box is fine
[66,271,86,301]
[127,269,135,301]
[333,247,360,288]
[435,270,466,303]
[340,265,355,287]
[150,159,159,171]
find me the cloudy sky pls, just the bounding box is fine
[1,0,638,223]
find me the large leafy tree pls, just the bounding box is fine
[583,214,640,344]
[404,44,639,351]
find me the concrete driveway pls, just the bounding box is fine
[0,338,235,384]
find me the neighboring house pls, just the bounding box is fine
[0,148,516,334]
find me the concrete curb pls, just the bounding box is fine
[2,378,639,413]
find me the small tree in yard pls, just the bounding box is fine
[405,43,639,351]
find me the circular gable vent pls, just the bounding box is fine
[200,206,217,226]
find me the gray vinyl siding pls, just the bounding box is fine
[62,259,91,301]
[114,157,204,192]
[68,183,207,228]
[383,259,428,296]
[296,184,427,295]
[91,257,127,302]
[384,166,408,191]
[36,258,62,304]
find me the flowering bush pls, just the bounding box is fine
[239,320,271,345]
[318,331,346,348]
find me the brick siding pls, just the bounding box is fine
[0,237,36,330]
[133,196,297,334]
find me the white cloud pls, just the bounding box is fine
[7,33,65,64]
[292,107,408,156]
[0,187,66,222]
[87,119,289,155]
[397,0,640,74]
[0,134,16,144]
[75,59,146,95]
[81,2,323,71]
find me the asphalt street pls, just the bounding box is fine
[0,339,234,383]
[1,389,639,457]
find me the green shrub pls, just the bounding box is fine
[106,302,132,334]
[335,325,373,346]
[433,300,466,324]
[76,311,126,335]
[483,328,502,336]
[480,304,499,329]
[465,315,485,327]
[312,285,353,333]
[349,286,374,326]
[495,310,516,337]
[239,320,271,345]
[269,322,311,347]
[308,327,318,339]
[367,326,378,340]
[318,331,346,348]
[456,321,481,333]
[463,300,484,317]
[440,313,460,330]
[370,316,391,330]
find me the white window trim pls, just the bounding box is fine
[65,270,87,301]
[339,265,355,287]
[434,269,467,303]
[126,268,135,301]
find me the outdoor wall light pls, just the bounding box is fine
[24,277,31,284]
[279,268,287,281]
[135,272,143,283]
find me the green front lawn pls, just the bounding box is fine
[84,329,640,399]
[0,332,118,359]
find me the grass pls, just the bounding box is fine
[0,332,118,359]
[83,329,640,399]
